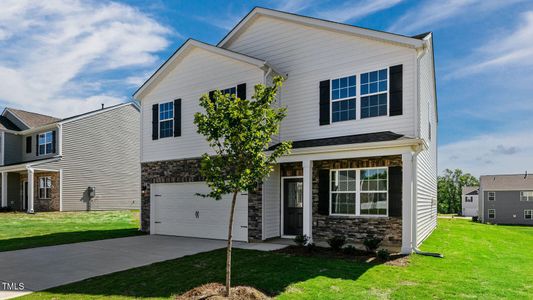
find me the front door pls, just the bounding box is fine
[283,178,303,236]
[22,181,28,210]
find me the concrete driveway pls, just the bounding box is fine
[0,235,286,299]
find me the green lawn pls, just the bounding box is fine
[0,210,142,252]
[22,218,533,299]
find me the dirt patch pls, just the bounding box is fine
[275,246,409,266]
[176,283,270,300]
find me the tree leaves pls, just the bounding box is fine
[437,169,479,214]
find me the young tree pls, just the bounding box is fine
[193,76,291,297]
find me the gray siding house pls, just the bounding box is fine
[0,103,141,212]
[479,174,533,225]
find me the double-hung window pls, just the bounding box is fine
[360,168,388,216]
[39,177,52,199]
[159,102,174,139]
[488,209,496,219]
[488,192,496,201]
[330,168,388,217]
[361,68,388,118]
[221,86,236,96]
[38,131,53,155]
[520,191,533,201]
[525,210,532,220]
[331,170,356,215]
[331,75,356,122]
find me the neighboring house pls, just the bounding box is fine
[134,7,438,254]
[0,103,141,212]
[462,186,479,217]
[479,174,533,225]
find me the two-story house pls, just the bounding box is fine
[0,103,141,212]
[134,7,438,254]
[479,174,533,225]
[462,186,479,217]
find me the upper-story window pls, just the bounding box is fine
[465,196,473,203]
[159,102,174,139]
[38,131,53,155]
[331,75,356,122]
[221,86,236,96]
[488,192,496,201]
[361,69,388,118]
[520,191,533,201]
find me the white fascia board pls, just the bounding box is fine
[133,39,270,100]
[218,8,425,49]
[0,157,62,172]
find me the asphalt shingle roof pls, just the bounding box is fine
[268,131,404,150]
[6,108,60,129]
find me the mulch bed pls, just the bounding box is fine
[176,283,270,300]
[274,246,409,266]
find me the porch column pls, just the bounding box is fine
[401,151,414,254]
[302,159,313,241]
[1,172,7,207]
[27,168,35,213]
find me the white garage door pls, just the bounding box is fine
[151,182,248,242]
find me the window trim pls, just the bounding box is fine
[329,167,389,218]
[488,209,496,219]
[39,176,52,200]
[520,191,533,201]
[525,209,532,220]
[158,101,174,139]
[488,191,496,201]
[329,67,390,124]
[38,131,53,155]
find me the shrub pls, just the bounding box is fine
[472,216,479,222]
[377,248,390,261]
[293,234,310,247]
[305,242,316,252]
[363,235,382,252]
[343,245,358,255]
[328,236,347,251]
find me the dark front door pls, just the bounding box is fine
[283,178,303,236]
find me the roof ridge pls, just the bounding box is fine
[6,107,60,120]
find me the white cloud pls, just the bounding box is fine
[439,130,533,177]
[448,11,533,78]
[275,0,319,13]
[317,0,402,23]
[0,0,172,117]
[388,0,523,34]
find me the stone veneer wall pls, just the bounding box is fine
[141,159,204,232]
[312,156,403,246]
[20,172,60,212]
[277,156,403,246]
[248,184,262,241]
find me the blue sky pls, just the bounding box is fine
[1,0,532,176]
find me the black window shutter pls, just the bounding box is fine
[318,169,330,215]
[319,80,330,125]
[236,83,246,100]
[389,64,403,116]
[208,90,215,102]
[26,136,32,153]
[152,104,159,140]
[388,166,402,217]
[35,135,39,156]
[173,99,181,137]
[52,131,57,153]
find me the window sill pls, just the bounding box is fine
[327,214,389,219]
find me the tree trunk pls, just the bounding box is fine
[225,190,239,297]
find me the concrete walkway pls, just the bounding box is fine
[0,235,286,299]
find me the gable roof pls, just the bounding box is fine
[462,186,479,196]
[0,116,21,131]
[4,108,60,129]
[480,174,533,191]
[218,7,425,49]
[133,39,273,100]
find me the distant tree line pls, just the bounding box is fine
[437,169,479,214]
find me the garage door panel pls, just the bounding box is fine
[151,182,248,242]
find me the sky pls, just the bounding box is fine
[1,0,532,177]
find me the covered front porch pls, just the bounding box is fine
[1,163,61,213]
[252,136,423,254]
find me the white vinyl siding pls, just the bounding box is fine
[414,35,437,245]
[223,15,416,142]
[38,105,140,211]
[262,164,281,239]
[140,47,264,162]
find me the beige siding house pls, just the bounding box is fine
[0,103,140,212]
[134,7,438,254]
